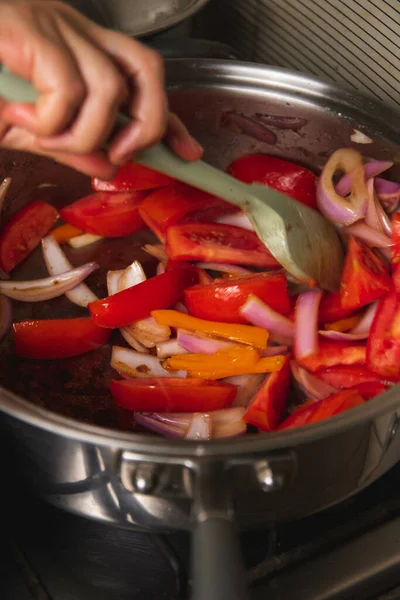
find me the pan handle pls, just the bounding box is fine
[190,462,248,600]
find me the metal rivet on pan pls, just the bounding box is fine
[254,460,285,492]
[131,464,159,494]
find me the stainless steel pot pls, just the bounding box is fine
[0,60,399,600]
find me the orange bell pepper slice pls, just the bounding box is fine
[324,315,362,332]
[151,310,268,348]
[51,224,83,243]
[187,355,285,380]
[164,346,260,375]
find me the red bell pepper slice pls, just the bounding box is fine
[314,365,385,388]
[0,200,59,273]
[13,318,111,359]
[92,162,174,192]
[347,381,387,401]
[318,292,357,325]
[138,182,236,242]
[184,272,290,324]
[367,288,400,378]
[227,153,318,209]
[340,236,391,310]
[278,389,365,430]
[298,340,366,372]
[60,191,147,238]
[110,378,236,412]
[89,267,197,329]
[166,223,280,268]
[244,355,291,431]
[391,214,400,293]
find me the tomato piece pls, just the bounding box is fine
[227,153,318,209]
[184,272,290,323]
[166,223,280,268]
[89,268,197,329]
[244,355,291,431]
[110,378,236,412]
[348,381,387,400]
[0,201,59,273]
[340,236,391,310]
[13,318,111,359]
[314,365,384,388]
[306,389,364,424]
[367,288,400,378]
[298,340,366,372]
[60,191,146,238]
[391,214,400,293]
[139,182,235,242]
[92,162,174,192]
[318,292,357,325]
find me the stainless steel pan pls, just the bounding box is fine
[0,60,399,600]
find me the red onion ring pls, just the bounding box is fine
[336,160,393,196]
[215,212,254,231]
[240,294,294,339]
[0,293,12,343]
[375,178,400,213]
[291,361,338,401]
[294,290,323,360]
[365,179,392,236]
[111,345,186,379]
[341,222,393,248]
[42,235,98,307]
[0,262,98,302]
[317,149,368,225]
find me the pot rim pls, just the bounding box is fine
[124,0,211,38]
[1,59,399,457]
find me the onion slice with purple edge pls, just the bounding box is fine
[341,222,392,248]
[156,339,187,359]
[319,301,378,341]
[111,345,187,379]
[177,330,239,354]
[185,414,212,440]
[240,294,294,339]
[195,262,252,275]
[291,361,338,401]
[317,148,368,225]
[294,290,323,361]
[42,235,98,307]
[351,302,378,334]
[223,373,264,408]
[375,178,400,213]
[336,160,393,196]
[365,179,392,236]
[215,212,254,231]
[135,407,247,439]
[0,293,12,343]
[0,262,98,302]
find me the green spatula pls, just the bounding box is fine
[0,68,343,289]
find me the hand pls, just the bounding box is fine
[0,1,203,178]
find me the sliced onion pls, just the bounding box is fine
[195,262,252,275]
[291,361,338,401]
[215,212,254,231]
[111,345,186,378]
[350,129,373,144]
[107,270,124,296]
[42,235,98,307]
[126,317,171,349]
[0,177,11,227]
[156,339,187,358]
[119,328,147,354]
[375,178,400,213]
[185,414,212,440]
[351,302,378,335]
[365,179,392,236]
[294,290,323,361]
[108,269,146,355]
[119,261,146,289]
[317,148,368,225]
[68,233,103,248]
[318,330,368,341]
[177,330,239,354]
[156,262,165,276]
[135,407,246,439]
[240,294,294,339]
[0,262,98,302]
[0,293,12,343]
[336,160,393,196]
[142,244,167,262]
[342,222,392,248]
[224,373,264,408]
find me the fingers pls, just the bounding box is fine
[164,113,203,162]
[96,32,168,164]
[37,23,128,154]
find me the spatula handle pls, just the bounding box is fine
[0,67,249,209]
